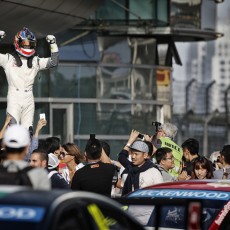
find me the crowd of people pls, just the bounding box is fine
[0,114,228,197]
[0,26,227,199]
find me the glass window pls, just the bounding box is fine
[127,199,226,230]
[129,0,155,20]
[170,0,201,28]
[93,0,168,26]
[157,0,168,24]
[94,0,126,21]
[58,32,100,62]
[47,65,97,98]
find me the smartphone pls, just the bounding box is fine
[138,133,144,139]
[40,113,46,120]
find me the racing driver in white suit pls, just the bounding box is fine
[0,27,59,130]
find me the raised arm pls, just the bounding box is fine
[0,31,6,63]
[25,118,47,161]
[46,35,59,68]
[0,31,6,41]
[0,114,11,139]
[118,129,140,168]
[34,118,47,139]
[100,147,112,164]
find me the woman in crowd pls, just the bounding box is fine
[190,157,213,180]
[60,143,85,184]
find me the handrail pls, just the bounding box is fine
[0,97,172,105]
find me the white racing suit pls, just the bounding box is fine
[0,48,58,129]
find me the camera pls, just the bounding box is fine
[90,134,95,140]
[138,133,144,140]
[152,121,162,132]
[214,156,220,163]
[215,158,220,163]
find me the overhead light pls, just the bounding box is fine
[215,0,224,3]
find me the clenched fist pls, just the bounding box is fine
[46,35,56,44]
[0,31,6,40]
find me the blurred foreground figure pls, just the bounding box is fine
[0,124,50,189]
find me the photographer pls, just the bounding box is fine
[209,151,223,170]
[213,145,230,179]
[118,129,155,169]
[153,122,183,178]
[118,131,163,195]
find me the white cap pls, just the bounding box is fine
[48,153,59,169]
[3,124,30,148]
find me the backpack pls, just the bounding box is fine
[0,164,33,187]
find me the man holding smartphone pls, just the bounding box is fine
[40,113,46,120]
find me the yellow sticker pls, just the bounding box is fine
[87,203,109,230]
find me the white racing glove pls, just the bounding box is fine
[46,35,56,44]
[0,31,6,40]
[46,35,58,52]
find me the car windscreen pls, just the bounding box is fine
[124,188,230,229]
[127,200,222,230]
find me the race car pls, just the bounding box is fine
[116,180,230,230]
[0,186,144,230]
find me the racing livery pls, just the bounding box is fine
[122,180,230,230]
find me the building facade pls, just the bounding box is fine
[0,0,222,156]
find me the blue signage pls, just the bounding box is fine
[128,189,230,201]
[0,205,45,222]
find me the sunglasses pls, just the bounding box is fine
[60,152,73,158]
